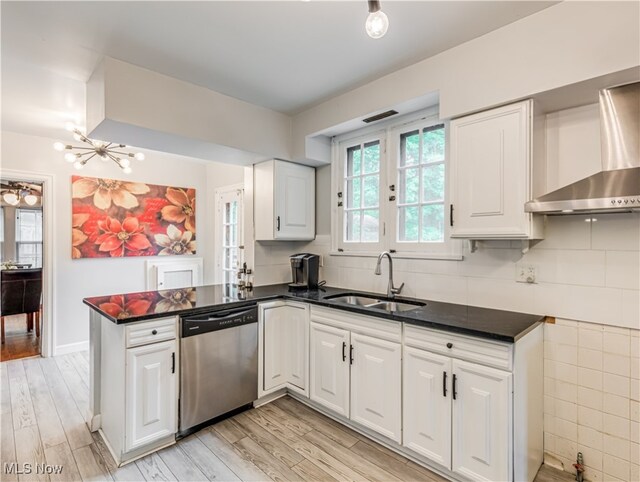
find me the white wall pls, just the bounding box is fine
[292,1,640,161]
[0,130,243,354]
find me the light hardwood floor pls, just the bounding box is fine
[1,353,573,482]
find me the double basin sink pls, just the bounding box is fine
[325,293,425,313]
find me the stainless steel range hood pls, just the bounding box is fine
[525,81,640,214]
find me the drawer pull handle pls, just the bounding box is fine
[152,329,158,335]
[446,342,453,349]
[342,342,347,362]
[171,352,175,374]
[349,344,354,365]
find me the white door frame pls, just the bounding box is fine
[214,183,244,284]
[0,169,55,358]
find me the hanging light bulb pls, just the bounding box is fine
[365,0,389,39]
[53,142,66,151]
[122,166,132,174]
[135,152,145,161]
[120,158,131,168]
[23,194,38,206]
[64,122,76,132]
[64,152,76,163]
[3,192,19,206]
[73,161,84,170]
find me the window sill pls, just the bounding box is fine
[329,251,463,261]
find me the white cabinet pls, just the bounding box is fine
[350,333,401,442]
[259,301,309,396]
[452,359,512,482]
[308,306,402,441]
[254,159,315,241]
[125,340,177,452]
[309,322,350,417]
[403,346,451,466]
[450,100,543,239]
[403,324,540,482]
[99,316,179,465]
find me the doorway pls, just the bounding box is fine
[1,179,45,360]
[215,185,244,285]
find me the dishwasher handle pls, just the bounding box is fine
[181,306,257,323]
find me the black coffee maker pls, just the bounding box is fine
[289,253,320,291]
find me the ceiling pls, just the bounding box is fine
[1,1,556,140]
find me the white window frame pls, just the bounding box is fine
[214,184,244,285]
[331,108,462,260]
[334,131,387,254]
[15,208,43,267]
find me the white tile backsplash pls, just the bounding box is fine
[546,321,640,481]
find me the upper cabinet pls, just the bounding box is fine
[254,159,316,241]
[449,100,544,240]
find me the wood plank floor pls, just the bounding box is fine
[1,314,40,362]
[1,353,573,482]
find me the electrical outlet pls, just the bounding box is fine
[516,263,537,284]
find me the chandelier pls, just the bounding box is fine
[1,181,40,206]
[53,125,145,174]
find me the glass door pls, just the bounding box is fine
[216,188,243,285]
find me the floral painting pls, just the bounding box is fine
[71,175,196,258]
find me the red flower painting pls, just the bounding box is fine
[71,175,196,259]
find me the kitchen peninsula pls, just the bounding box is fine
[85,283,544,481]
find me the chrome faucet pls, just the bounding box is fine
[374,251,404,298]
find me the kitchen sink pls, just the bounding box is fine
[325,294,425,313]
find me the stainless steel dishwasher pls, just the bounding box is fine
[179,305,258,436]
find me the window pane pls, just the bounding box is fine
[363,141,380,174]
[399,167,419,204]
[398,206,419,242]
[347,179,361,209]
[422,163,445,202]
[421,204,445,242]
[363,175,379,208]
[345,210,361,242]
[347,146,362,177]
[362,210,379,242]
[400,130,420,167]
[422,125,445,164]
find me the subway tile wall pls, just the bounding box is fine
[254,213,640,480]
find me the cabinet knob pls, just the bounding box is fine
[446,342,453,349]
[152,329,158,335]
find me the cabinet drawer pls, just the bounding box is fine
[125,317,177,348]
[404,325,512,371]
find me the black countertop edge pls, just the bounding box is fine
[84,284,545,343]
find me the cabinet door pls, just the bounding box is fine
[263,304,291,391]
[350,333,401,442]
[274,161,315,240]
[286,304,309,394]
[125,340,177,452]
[309,322,350,417]
[452,359,512,482]
[450,100,532,238]
[403,346,452,468]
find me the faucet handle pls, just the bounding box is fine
[391,282,405,295]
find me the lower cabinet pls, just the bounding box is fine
[125,339,177,452]
[403,346,451,467]
[309,308,402,443]
[309,322,350,416]
[99,316,179,465]
[259,301,309,396]
[403,326,519,482]
[451,359,512,482]
[350,333,401,442]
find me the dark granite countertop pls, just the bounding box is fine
[83,283,544,342]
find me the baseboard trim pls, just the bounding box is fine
[54,340,89,356]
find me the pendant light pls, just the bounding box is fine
[365,0,389,39]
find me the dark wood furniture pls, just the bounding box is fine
[1,268,42,344]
